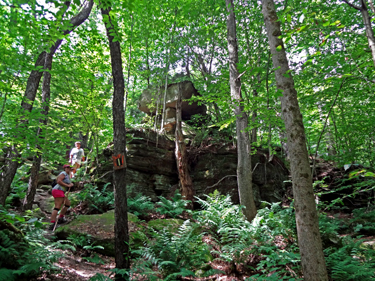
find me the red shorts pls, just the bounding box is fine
[52,189,65,198]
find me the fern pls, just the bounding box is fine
[195,191,252,244]
[74,184,114,213]
[156,190,192,218]
[140,220,211,279]
[325,237,375,281]
[127,193,154,217]
[89,273,113,281]
[0,209,65,280]
[0,268,16,281]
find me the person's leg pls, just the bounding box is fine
[50,198,64,229]
[59,197,71,221]
[72,162,80,177]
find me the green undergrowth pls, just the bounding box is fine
[121,191,375,281]
[82,188,375,280]
[0,208,74,281]
[3,180,375,280]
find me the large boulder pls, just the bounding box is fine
[138,81,207,132]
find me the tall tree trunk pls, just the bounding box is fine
[225,0,257,221]
[0,51,45,206]
[261,1,328,280]
[175,84,194,204]
[0,0,94,206]
[23,52,53,210]
[21,51,47,113]
[101,5,130,275]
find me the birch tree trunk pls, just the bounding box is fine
[261,0,328,280]
[101,5,130,275]
[225,0,257,221]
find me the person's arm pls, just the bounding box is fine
[81,149,85,161]
[69,149,73,164]
[57,173,73,188]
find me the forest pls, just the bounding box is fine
[1,0,375,280]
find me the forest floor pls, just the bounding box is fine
[36,204,255,281]
[34,249,115,281]
[31,159,374,281]
[35,213,375,281]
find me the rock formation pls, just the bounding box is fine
[138,80,207,132]
[96,129,289,206]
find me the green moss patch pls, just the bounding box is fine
[147,218,184,233]
[56,211,145,256]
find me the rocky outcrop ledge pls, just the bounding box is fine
[96,129,289,206]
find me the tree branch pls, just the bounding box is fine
[311,78,347,177]
[341,0,362,10]
[204,175,237,191]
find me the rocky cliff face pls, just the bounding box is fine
[96,129,289,206]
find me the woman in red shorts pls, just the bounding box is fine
[49,164,74,230]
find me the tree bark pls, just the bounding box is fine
[0,0,94,207]
[359,1,375,67]
[368,0,375,13]
[261,1,328,280]
[225,0,257,221]
[23,52,53,210]
[175,84,194,205]
[21,51,47,113]
[342,0,375,67]
[101,5,130,275]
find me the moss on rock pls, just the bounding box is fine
[55,211,146,256]
[147,218,184,233]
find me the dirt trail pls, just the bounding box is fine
[34,248,115,281]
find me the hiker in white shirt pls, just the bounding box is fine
[69,141,85,177]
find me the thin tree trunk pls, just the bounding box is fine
[360,1,375,67]
[342,0,375,67]
[0,50,46,206]
[175,84,194,205]
[21,51,47,113]
[226,0,257,222]
[312,79,345,176]
[23,52,53,210]
[100,4,129,275]
[124,14,133,115]
[261,1,328,280]
[161,22,175,131]
[368,0,375,13]
[0,0,94,206]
